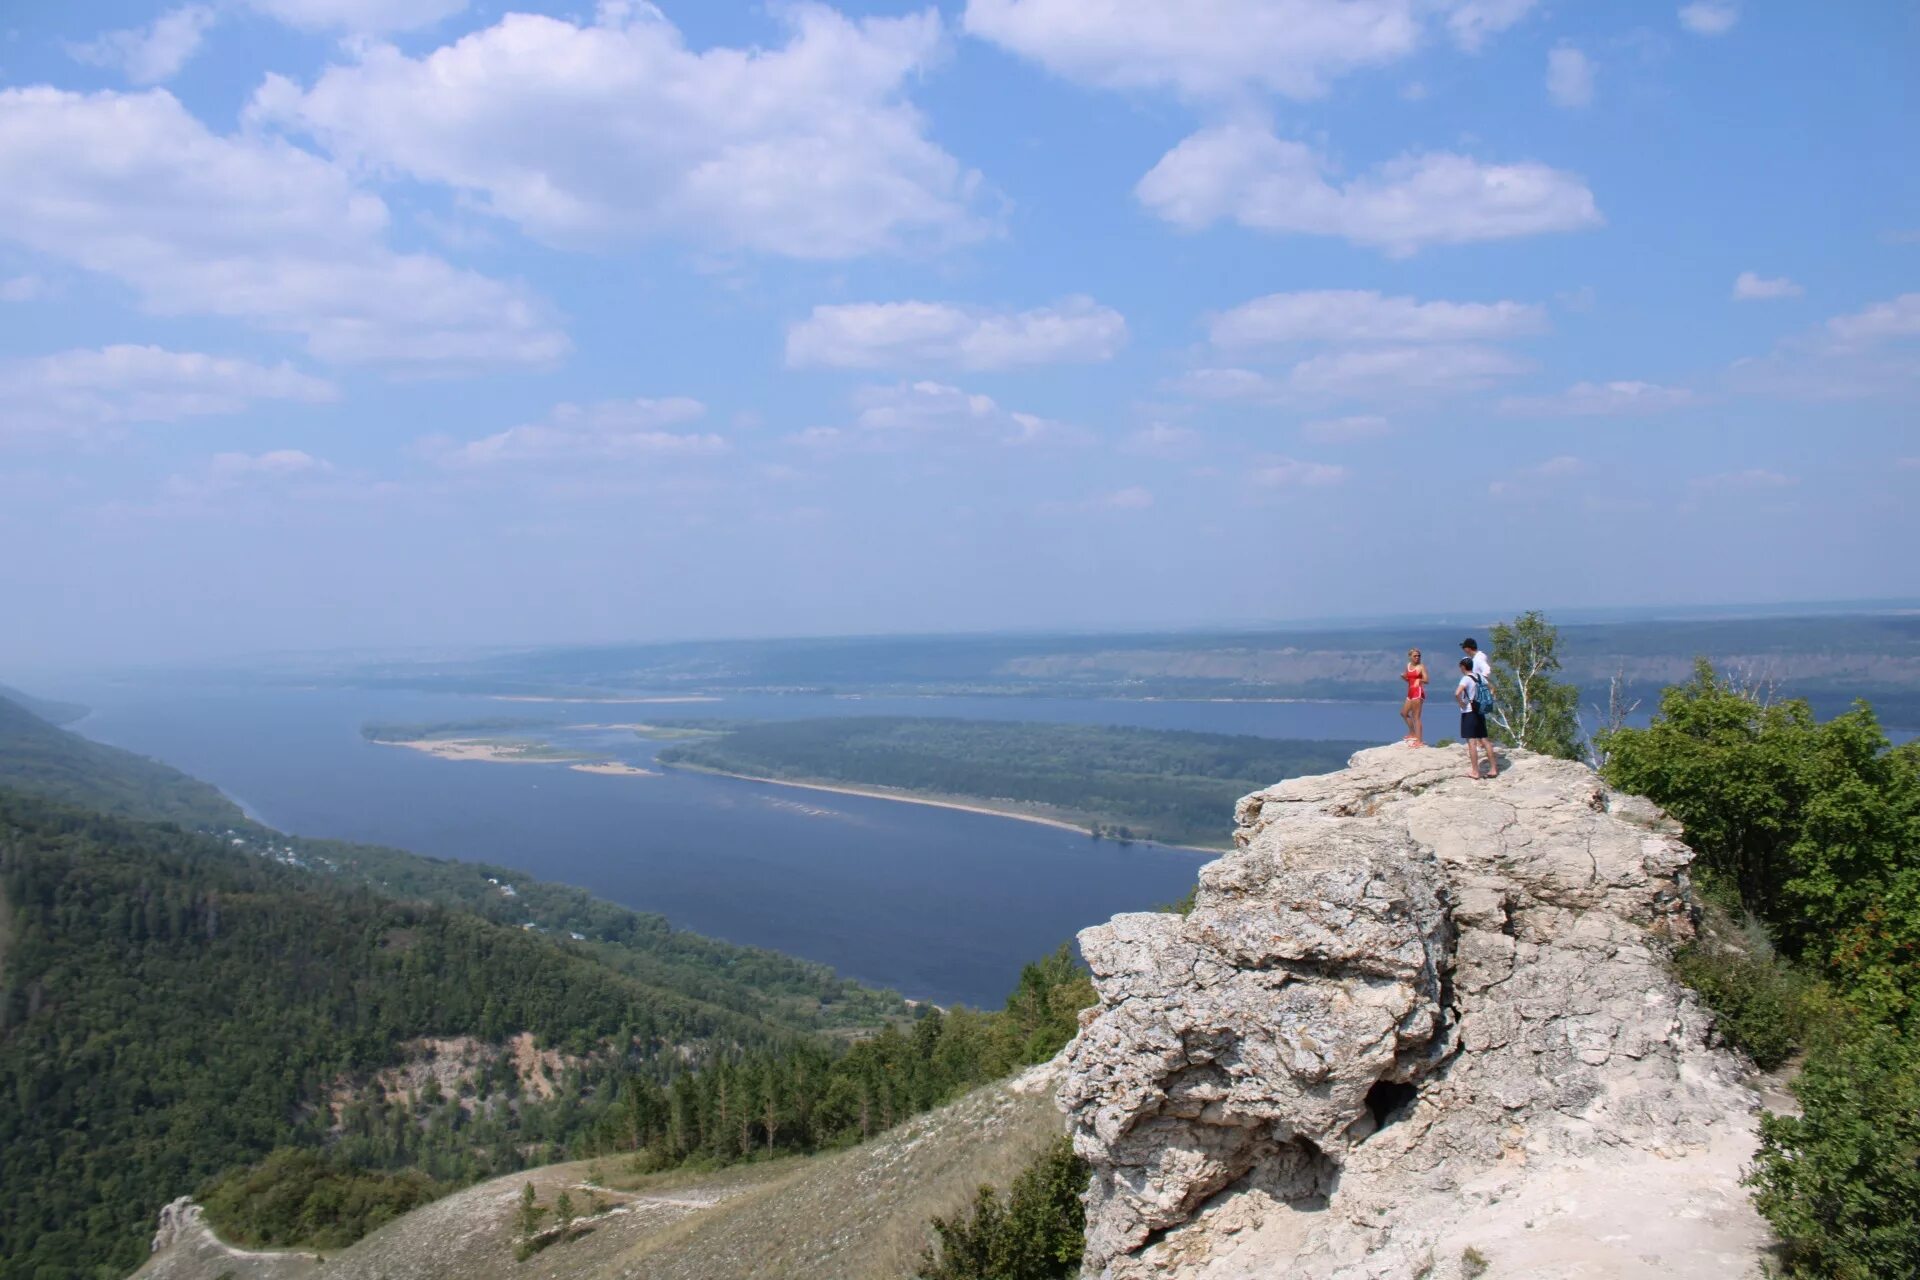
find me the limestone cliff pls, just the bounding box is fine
[1060,745,1771,1279]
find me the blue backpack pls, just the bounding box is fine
[1471,671,1494,714]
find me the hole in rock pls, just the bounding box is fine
[1364,1080,1419,1132]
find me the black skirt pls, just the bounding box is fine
[1461,710,1488,740]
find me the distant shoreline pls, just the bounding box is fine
[665,763,1225,854]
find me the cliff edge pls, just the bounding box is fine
[1060,744,1772,1279]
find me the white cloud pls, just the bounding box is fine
[208,448,331,480]
[1827,293,1920,344]
[1137,122,1600,256]
[253,5,986,260]
[794,380,1081,450]
[786,297,1126,370]
[1489,454,1585,497]
[1730,294,1920,400]
[1252,456,1348,488]
[1678,2,1739,36]
[1545,45,1594,108]
[1302,414,1390,441]
[242,0,468,34]
[1733,271,1803,301]
[961,0,1534,99]
[1101,485,1155,510]
[0,345,335,438]
[1182,345,1528,405]
[0,88,565,370]
[0,274,45,302]
[1691,468,1795,495]
[1122,422,1199,455]
[1499,380,1697,416]
[1210,289,1546,348]
[431,398,720,467]
[68,6,217,84]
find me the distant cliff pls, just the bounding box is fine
[1060,745,1772,1279]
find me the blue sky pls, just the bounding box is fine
[1,0,1915,669]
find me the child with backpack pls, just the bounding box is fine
[1456,655,1498,779]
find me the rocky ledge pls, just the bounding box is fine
[1060,745,1771,1279]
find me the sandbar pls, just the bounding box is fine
[667,765,1222,853]
[375,738,579,765]
[568,761,658,777]
[491,695,720,705]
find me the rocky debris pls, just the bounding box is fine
[1061,745,1771,1279]
[151,1198,203,1254]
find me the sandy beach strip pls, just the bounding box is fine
[490,694,721,705]
[568,761,659,777]
[666,765,1224,853]
[375,738,577,765]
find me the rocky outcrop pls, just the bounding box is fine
[1061,745,1771,1279]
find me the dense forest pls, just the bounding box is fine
[0,693,242,828]
[660,717,1366,847]
[0,789,831,1280]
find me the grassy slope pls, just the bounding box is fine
[660,717,1368,847]
[134,1068,1066,1280]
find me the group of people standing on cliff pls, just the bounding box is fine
[1398,639,1499,779]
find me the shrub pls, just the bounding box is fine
[1748,1021,1920,1279]
[916,1138,1088,1280]
[198,1149,445,1250]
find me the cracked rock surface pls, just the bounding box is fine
[1060,745,1772,1279]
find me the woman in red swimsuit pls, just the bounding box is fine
[1400,648,1428,746]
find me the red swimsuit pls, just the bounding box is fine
[1403,667,1426,701]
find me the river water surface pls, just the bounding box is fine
[62,684,1401,1007]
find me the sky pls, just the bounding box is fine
[1,0,1916,670]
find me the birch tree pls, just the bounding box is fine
[1487,611,1582,760]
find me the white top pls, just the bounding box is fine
[1457,675,1477,707]
[1470,651,1492,681]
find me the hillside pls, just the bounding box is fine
[0,691,242,827]
[659,717,1367,847]
[135,1063,1067,1280]
[0,692,900,1029]
[0,790,831,1280]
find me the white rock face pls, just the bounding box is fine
[1060,745,1771,1279]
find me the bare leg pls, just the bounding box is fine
[1401,699,1415,739]
[1464,738,1481,777]
[1411,700,1424,745]
[1482,740,1499,778]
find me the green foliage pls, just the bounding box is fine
[915,1137,1088,1280]
[1460,1246,1489,1278]
[1748,1021,1920,1279]
[1672,936,1808,1070]
[1598,662,1920,1008]
[1601,664,1920,1276]
[0,693,241,828]
[198,1149,444,1249]
[1486,611,1583,760]
[0,790,811,1280]
[583,946,1096,1173]
[661,717,1366,847]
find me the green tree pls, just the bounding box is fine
[1748,1022,1920,1279]
[514,1183,545,1239]
[1486,611,1582,760]
[915,1138,1088,1280]
[554,1189,575,1230]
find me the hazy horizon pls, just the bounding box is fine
[3,3,1915,671]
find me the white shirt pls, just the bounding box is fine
[1457,675,1477,708]
[1470,651,1492,682]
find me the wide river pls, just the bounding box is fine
[62,684,1401,1007]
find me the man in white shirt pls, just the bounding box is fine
[1456,642,1498,779]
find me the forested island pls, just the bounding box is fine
[657,717,1367,849]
